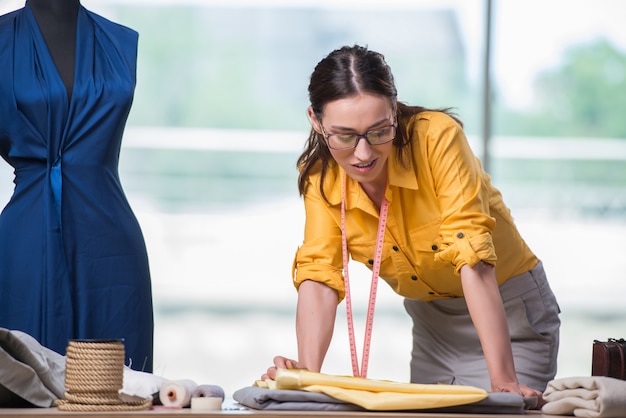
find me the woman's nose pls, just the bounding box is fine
[353,136,374,160]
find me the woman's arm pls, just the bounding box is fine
[460,262,542,398]
[263,279,338,380]
[296,279,338,371]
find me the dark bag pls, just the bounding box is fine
[592,338,626,380]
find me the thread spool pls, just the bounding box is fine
[191,396,222,411]
[190,384,224,411]
[192,384,225,401]
[57,340,151,411]
[159,379,197,408]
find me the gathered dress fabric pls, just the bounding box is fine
[0,3,154,371]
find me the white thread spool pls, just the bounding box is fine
[190,384,223,411]
[191,396,222,411]
[159,379,197,408]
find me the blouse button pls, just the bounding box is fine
[368,259,374,265]
[411,275,418,281]
[456,232,464,238]
[431,244,438,251]
[392,246,399,252]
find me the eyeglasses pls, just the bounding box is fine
[319,121,397,150]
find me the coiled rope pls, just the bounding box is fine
[57,340,152,411]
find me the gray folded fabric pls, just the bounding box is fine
[233,385,530,414]
[0,328,66,407]
[233,385,365,411]
[542,376,626,417]
[427,392,535,413]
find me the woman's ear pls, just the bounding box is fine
[307,107,322,134]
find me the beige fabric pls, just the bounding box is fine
[258,368,488,411]
[542,376,626,417]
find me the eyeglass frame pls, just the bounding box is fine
[318,119,397,150]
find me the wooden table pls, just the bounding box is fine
[0,407,546,418]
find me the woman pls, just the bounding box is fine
[264,45,560,400]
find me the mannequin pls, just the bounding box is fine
[0,1,154,372]
[29,0,79,100]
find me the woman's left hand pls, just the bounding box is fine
[493,382,545,409]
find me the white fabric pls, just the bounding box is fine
[120,368,168,402]
[542,376,626,417]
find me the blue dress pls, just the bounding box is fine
[0,3,154,372]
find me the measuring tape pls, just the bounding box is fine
[341,175,389,378]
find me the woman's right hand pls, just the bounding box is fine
[261,280,337,382]
[261,356,307,381]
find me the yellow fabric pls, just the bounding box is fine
[293,111,538,302]
[257,369,488,411]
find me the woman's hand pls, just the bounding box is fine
[261,356,308,381]
[493,381,545,409]
[260,281,337,382]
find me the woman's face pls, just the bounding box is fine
[310,94,395,188]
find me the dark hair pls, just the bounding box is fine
[297,45,461,202]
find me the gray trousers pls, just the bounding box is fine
[403,261,560,392]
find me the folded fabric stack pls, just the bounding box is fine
[233,368,533,414]
[542,376,626,418]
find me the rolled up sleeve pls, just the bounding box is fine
[418,113,498,273]
[292,181,346,302]
[435,229,497,274]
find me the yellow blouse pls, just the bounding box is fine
[292,111,538,302]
